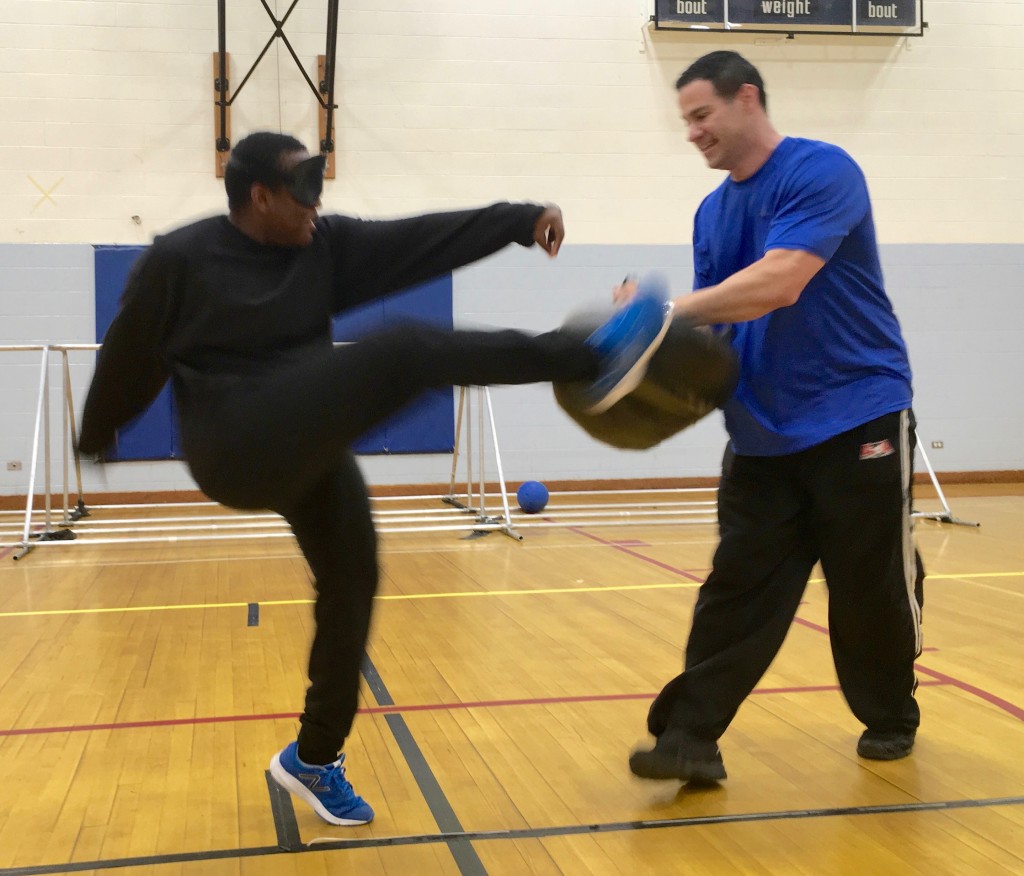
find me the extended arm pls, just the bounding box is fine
[672,248,825,326]
[325,202,561,310]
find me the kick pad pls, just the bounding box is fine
[555,308,739,450]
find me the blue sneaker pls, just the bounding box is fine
[583,273,673,414]
[269,742,375,825]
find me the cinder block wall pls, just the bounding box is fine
[2,1,1022,495]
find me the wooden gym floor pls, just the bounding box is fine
[0,484,1021,875]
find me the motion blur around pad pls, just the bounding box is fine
[555,308,739,450]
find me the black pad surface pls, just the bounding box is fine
[555,308,739,450]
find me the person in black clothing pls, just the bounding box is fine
[78,131,670,825]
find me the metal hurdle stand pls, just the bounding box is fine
[2,355,528,555]
[441,387,721,534]
[913,431,980,528]
[440,387,721,537]
[2,344,92,560]
[2,347,977,554]
[443,385,522,541]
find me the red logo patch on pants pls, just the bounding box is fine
[859,439,895,460]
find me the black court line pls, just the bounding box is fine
[362,655,488,876]
[265,769,302,851]
[247,602,260,626]
[0,845,283,876]
[2,795,1021,874]
[303,793,1024,850]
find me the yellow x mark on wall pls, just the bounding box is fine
[28,175,63,212]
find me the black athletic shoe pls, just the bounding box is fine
[628,729,727,783]
[857,729,916,761]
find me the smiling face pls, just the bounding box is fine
[678,79,762,178]
[251,149,320,248]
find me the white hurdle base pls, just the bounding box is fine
[441,386,521,540]
[913,433,980,528]
[2,345,977,557]
[1,358,720,557]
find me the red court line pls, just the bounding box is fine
[792,615,829,636]
[914,664,1024,722]
[7,529,1019,741]
[570,529,1024,730]
[0,711,300,737]
[0,681,949,739]
[794,611,1024,725]
[568,526,708,583]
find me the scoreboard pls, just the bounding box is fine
[654,0,923,36]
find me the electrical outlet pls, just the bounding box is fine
[6,461,22,471]
[930,441,944,449]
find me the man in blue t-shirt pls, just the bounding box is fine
[626,51,924,783]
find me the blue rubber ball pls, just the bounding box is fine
[516,480,549,514]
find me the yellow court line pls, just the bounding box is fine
[0,573,1020,620]
[375,581,703,600]
[0,600,254,618]
[809,572,1024,584]
[0,581,700,619]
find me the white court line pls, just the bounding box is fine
[0,533,722,570]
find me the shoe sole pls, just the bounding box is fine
[856,744,914,761]
[586,311,673,415]
[268,752,374,825]
[628,749,727,783]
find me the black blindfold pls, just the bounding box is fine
[284,154,326,207]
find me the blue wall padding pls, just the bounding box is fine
[332,274,455,454]
[94,245,178,461]
[93,245,455,459]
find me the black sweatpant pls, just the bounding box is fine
[180,323,598,763]
[647,409,923,744]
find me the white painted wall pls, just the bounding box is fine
[3,1,1021,244]
[1,0,1022,498]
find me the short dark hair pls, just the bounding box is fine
[676,51,767,111]
[224,131,308,211]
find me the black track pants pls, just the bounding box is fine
[180,323,598,762]
[648,410,923,743]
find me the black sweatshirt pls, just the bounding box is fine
[78,202,545,455]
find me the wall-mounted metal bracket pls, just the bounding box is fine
[213,0,339,178]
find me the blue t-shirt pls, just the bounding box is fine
[693,137,912,456]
